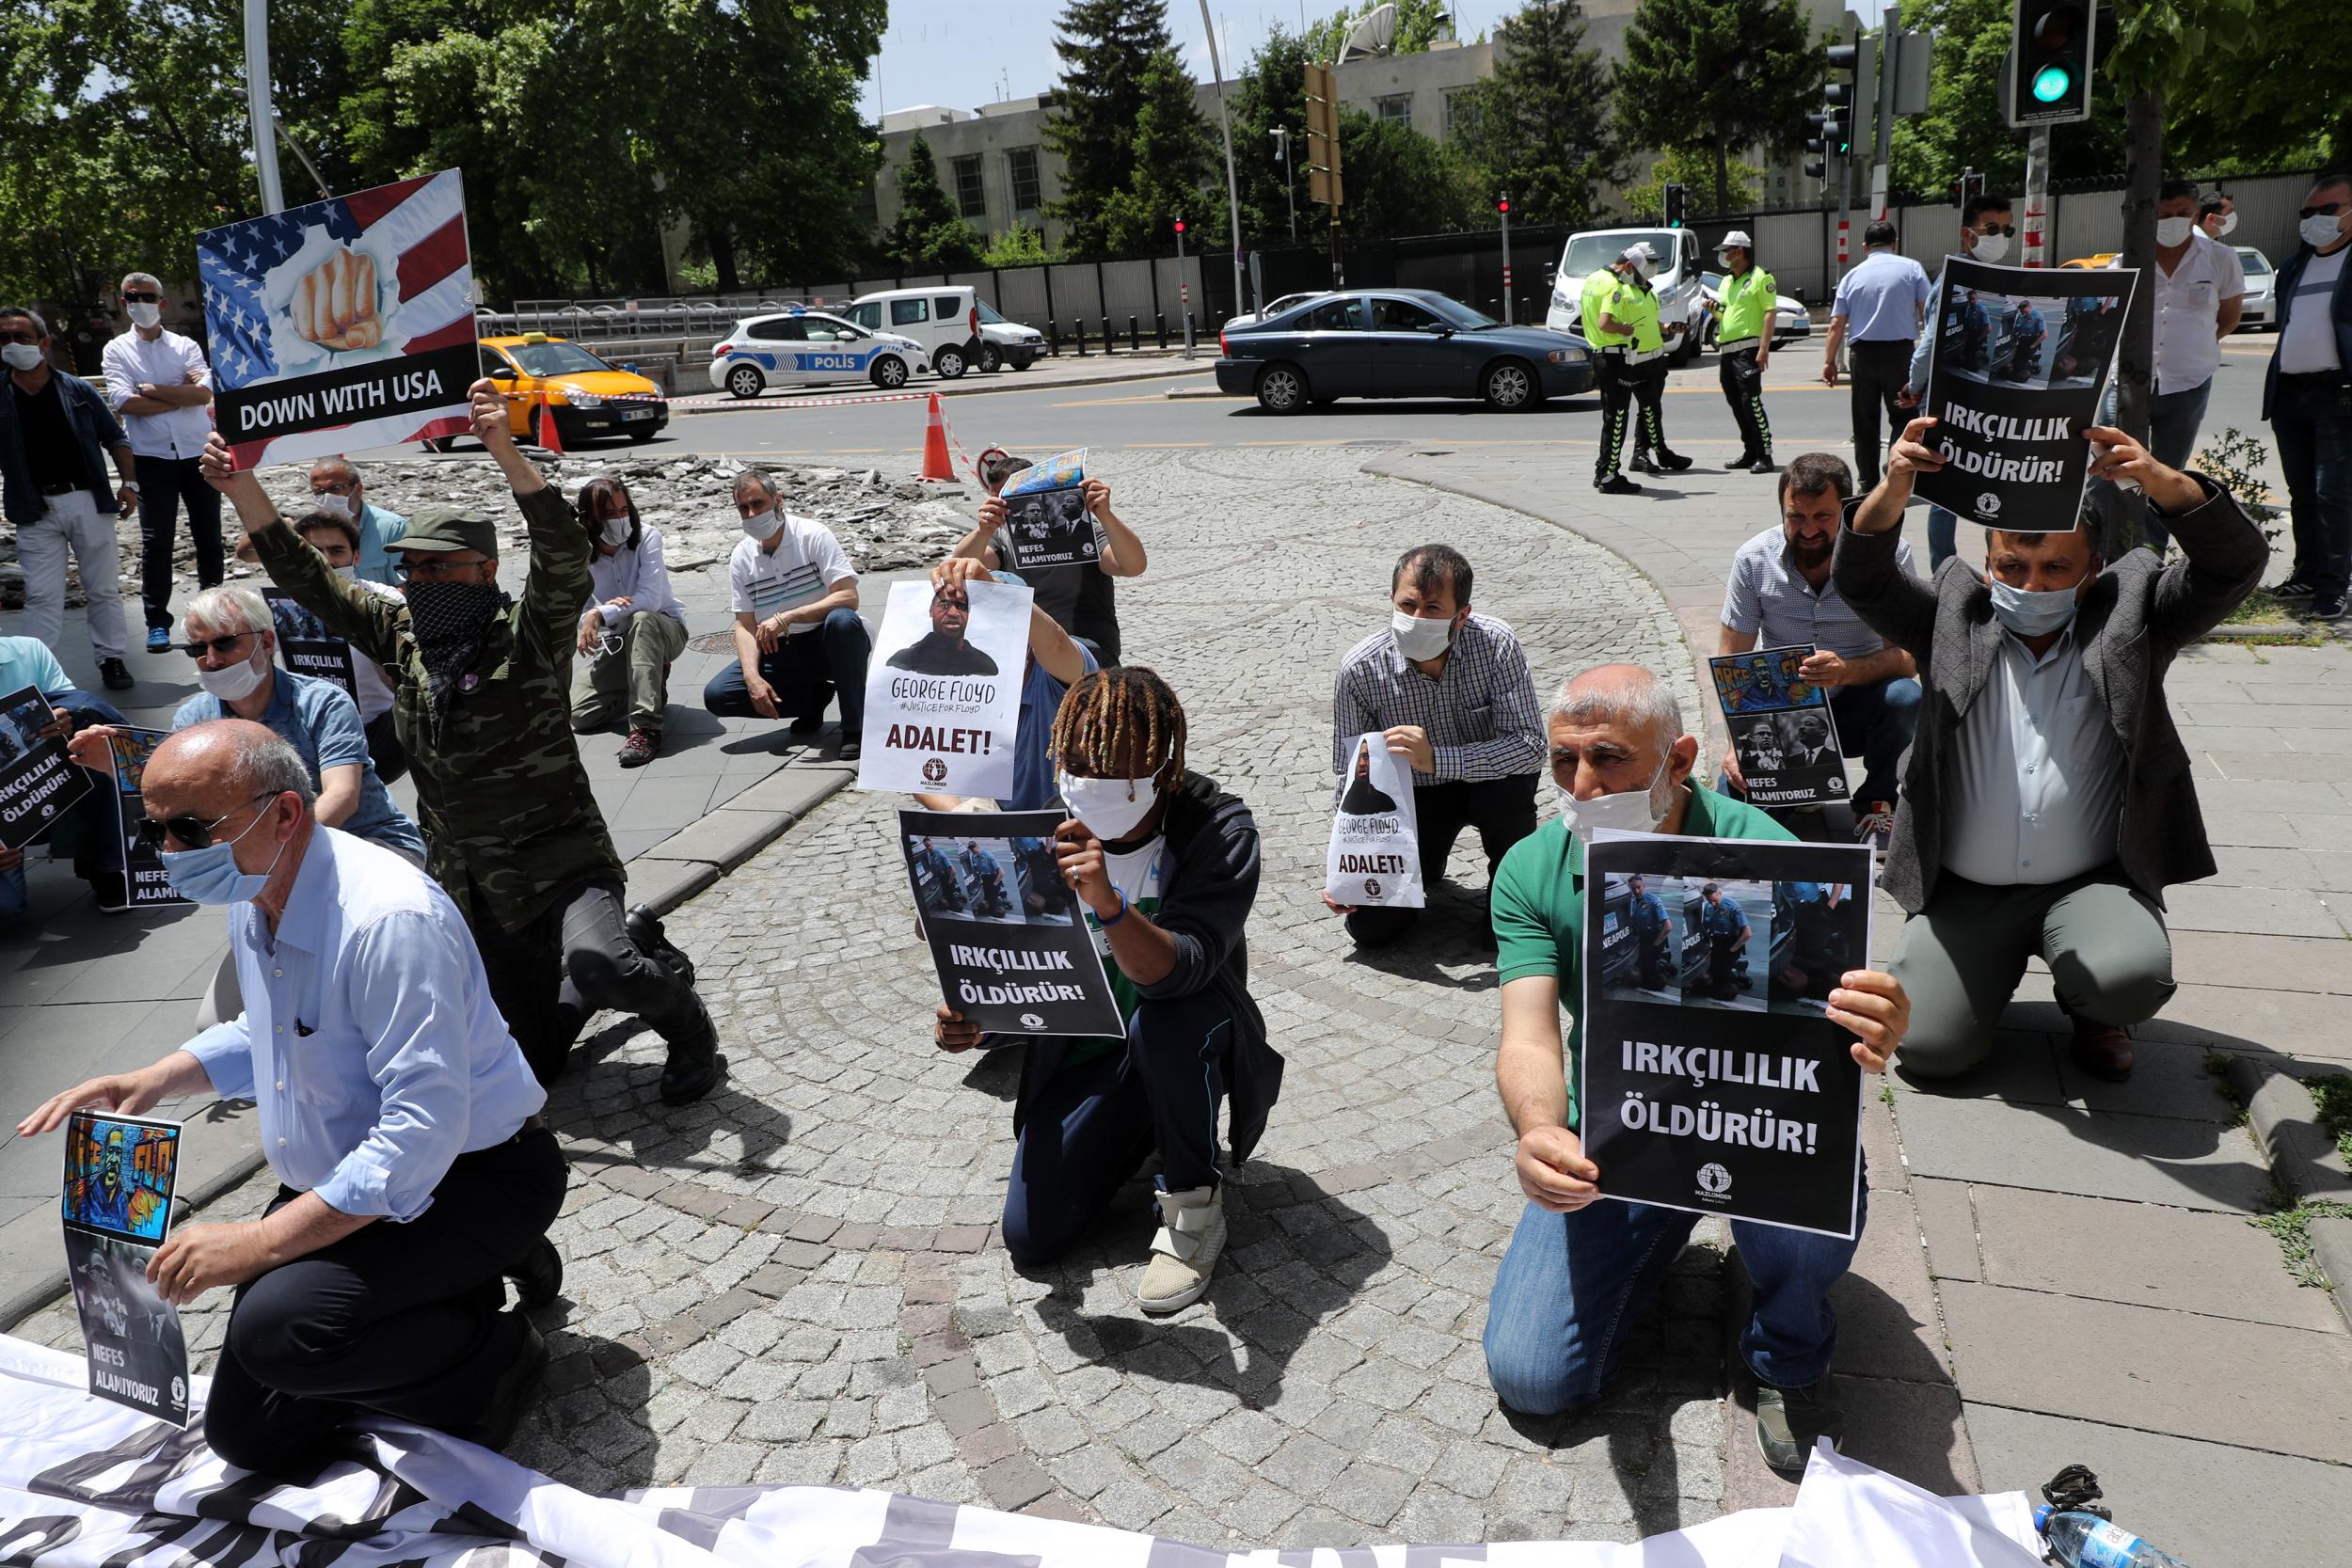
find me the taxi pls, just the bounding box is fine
[708,308,931,399]
[473,333,669,447]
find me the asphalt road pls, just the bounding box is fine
[353,335,2287,488]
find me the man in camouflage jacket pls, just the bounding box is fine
[200,383,723,1103]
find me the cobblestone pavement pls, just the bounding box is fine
[26,447,1732,1548]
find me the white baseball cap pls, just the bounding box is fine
[1619,242,1658,265]
[1717,230,1754,250]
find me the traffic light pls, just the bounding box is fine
[2006,0,2096,126]
[1304,61,1343,209]
[1497,195,1510,216]
[1663,183,1687,229]
[1174,218,1186,235]
[1823,41,1862,157]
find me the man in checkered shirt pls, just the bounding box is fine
[1327,544,1546,950]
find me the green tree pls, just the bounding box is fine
[1042,0,1180,254]
[1334,111,1478,241]
[1304,0,1454,62]
[1452,0,1622,229]
[983,227,1061,268]
[1229,26,1313,245]
[1613,0,1819,218]
[884,134,985,272]
[2165,3,2345,171]
[1621,147,1763,222]
[1884,0,2126,193]
[1099,48,1217,253]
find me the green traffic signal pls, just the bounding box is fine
[2030,63,2073,102]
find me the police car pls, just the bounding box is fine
[707,308,931,399]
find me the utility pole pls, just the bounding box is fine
[244,0,286,213]
[1304,61,1344,287]
[1176,217,1194,357]
[1199,0,1247,319]
[2021,125,2052,267]
[1272,128,1296,242]
[1497,194,1513,325]
[1872,28,1897,223]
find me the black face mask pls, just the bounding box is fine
[405,578,509,715]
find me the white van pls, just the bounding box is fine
[1545,227,1707,366]
[842,287,1045,378]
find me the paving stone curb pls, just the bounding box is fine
[0,768,856,1338]
[2310,1217,2352,1334]
[2227,1057,2352,1207]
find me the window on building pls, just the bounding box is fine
[1007,147,1042,214]
[1444,91,1481,140]
[952,154,987,219]
[1375,95,1412,126]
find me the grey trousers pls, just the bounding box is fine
[1888,864,2176,1079]
[571,609,690,733]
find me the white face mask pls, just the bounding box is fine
[1553,759,1674,846]
[310,490,355,518]
[1969,230,2010,264]
[2155,216,2195,247]
[1058,771,1161,843]
[332,563,358,582]
[1391,609,1454,662]
[2217,212,2237,236]
[196,649,269,703]
[1,343,43,372]
[2301,214,2346,249]
[740,508,777,542]
[600,515,632,549]
[127,302,163,328]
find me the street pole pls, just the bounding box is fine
[2022,125,2051,268]
[1836,147,1851,270]
[1499,196,1513,325]
[1199,0,1247,319]
[244,0,286,214]
[1177,219,1194,359]
[1871,27,1897,224]
[1274,128,1296,242]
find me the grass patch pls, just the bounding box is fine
[2307,1071,2352,1167]
[2204,1052,2249,1129]
[2223,587,2289,626]
[2250,1197,2352,1290]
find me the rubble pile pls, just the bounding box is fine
[0,453,974,610]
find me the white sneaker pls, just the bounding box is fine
[1136,1184,1226,1314]
[1854,800,1896,856]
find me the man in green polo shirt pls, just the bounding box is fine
[1480,662,1910,1474]
[1709,230,1778,473]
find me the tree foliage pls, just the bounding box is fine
[1335,111,1480,241]
[883,134,984,273]
[1452,0,1622,229]
[1228,26,1313,246]
[0,0,883,310]
[1621,147,1763,223]
[1041,0,1183,255]
[1303,0,1456,63]
[1613,0,1819,217]
[1099,49,1220,253]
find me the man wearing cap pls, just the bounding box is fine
[1619,244,1694,480]
[1581,246,1689,495]
[199,383,723,1105]
[1708,232,1777,473]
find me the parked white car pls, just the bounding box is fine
[1696,272,1813,349]
[1545,227,1707,366]
[841,287,1043,377]
[2235,246,2275,330]
[707,309,929,399]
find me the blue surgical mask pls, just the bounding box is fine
[1986,574,2081,637]
[159,805,289,905]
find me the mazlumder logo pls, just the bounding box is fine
[1696,1162,1733,1196]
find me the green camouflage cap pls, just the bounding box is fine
[389,506,500,559]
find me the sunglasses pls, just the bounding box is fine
[122,292,163,304]
[392,556,491,582]
[1977,224,2017,237]
[178,631,257,659]
[136,791,274,852]
[2300,203,2347,220]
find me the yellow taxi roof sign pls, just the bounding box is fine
[523,331,550,343]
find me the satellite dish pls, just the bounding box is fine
[1339,3,1397,62]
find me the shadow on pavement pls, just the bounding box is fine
[553,1018,794,1179]
[512,1300,661,1491]
[1338,889,1501,993]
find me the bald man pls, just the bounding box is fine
[1482,664,1911,1475]
[16,719,563,1477]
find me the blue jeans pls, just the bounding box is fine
[1832,678,1920,812]
[700,607,870,731]
[2275,374,2352,599]
[2091,378,2215,557]
[1000,990,1236,1267]
[1,690,129,918]
[1484,1184,1865,1413]
[1925,505,1959,571]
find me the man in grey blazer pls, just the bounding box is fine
[1834,416,2265,1083]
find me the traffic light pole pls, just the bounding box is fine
[1499,197,1513,325]
[1176,220,1194,358]
[2022,125,2051,267]
[1872,28,1897,223]
[1836,150,1851,270]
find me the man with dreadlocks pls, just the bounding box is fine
[199,383,723,1108]
[932,667,1279,1312]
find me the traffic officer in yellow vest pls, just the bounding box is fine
[1582,245,1689,494]
[1708,230,1778,474]
[1620,244,1693,480]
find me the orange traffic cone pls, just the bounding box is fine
[537,400,565,456]
[915,393,954,483]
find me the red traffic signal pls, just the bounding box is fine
[1173,218,1186,233]
[1497,195,1510,214]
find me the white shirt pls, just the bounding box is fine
[2110,233,2243,393]
[99,329,214,460]
[1941,628,2126,887]
[2280,246,2348,375]
[584,522,687,626]
[184,826,545,1221]
[727,514,856,636]
[342,576,403,721]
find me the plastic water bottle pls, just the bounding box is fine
[2035,1507,2193,1568]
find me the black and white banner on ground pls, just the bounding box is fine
[100,729,188,911]
[997,447,1102,573]
[1325,732,1424,909]
[59,1111,187,1426]
[901,808,1123,1037]
[0,684,93,853]
[0,1331,2048,1568]
[198,169,477,469]
[1581,834,1873,1238]
[1708,645,1849,808]
[859,578,1030,799]
[1915,256,2140,533]
[262,589,360,700]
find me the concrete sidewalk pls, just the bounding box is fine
[1362,444,2352,1565]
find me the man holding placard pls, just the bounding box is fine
[1838,419,2263,1084]
[0,636,127,915]
[1482,663,1911,1473]
[1327,545,1545,950]
[954,448,1149,664]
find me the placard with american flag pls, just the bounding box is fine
[197,169,478,467]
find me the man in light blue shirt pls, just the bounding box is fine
[1822,222,1933,490]
[14,720,564,1478]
